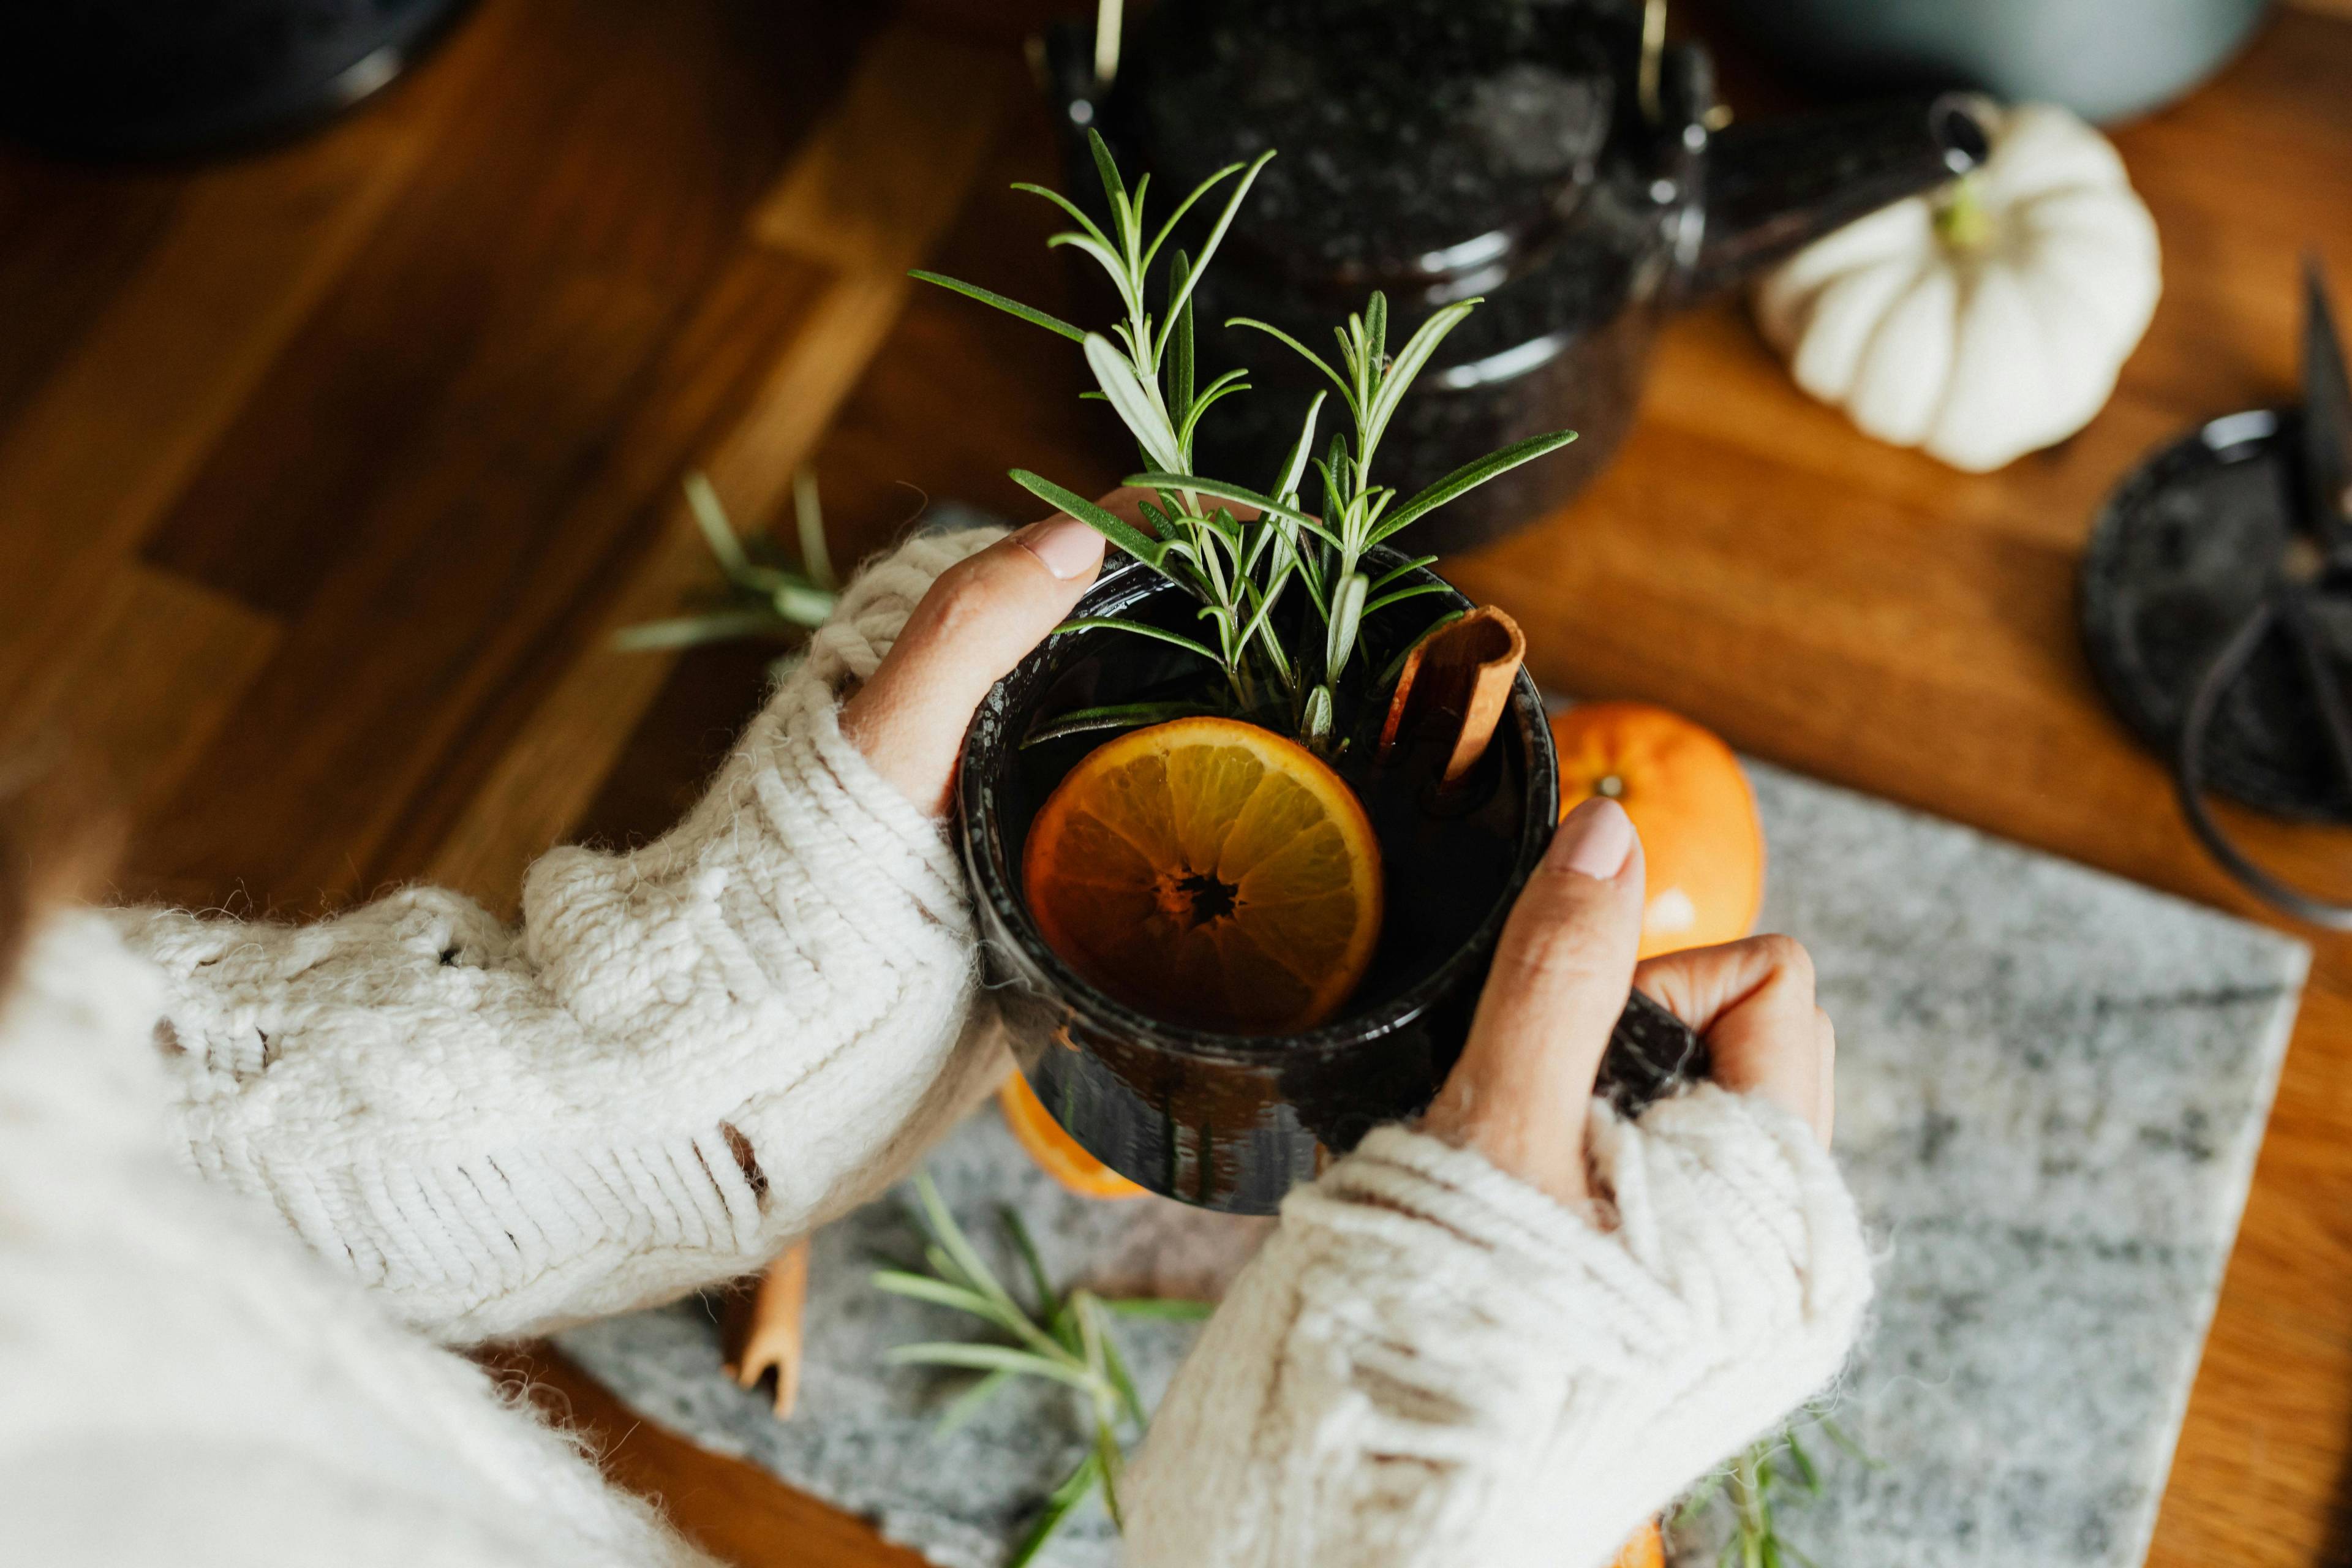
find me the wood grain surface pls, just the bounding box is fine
[3,2,2350,1564]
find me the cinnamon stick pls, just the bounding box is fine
[1377,606,1526,783]
[722,1239,812,1418]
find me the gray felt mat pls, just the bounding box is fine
[560,758,2309,1568]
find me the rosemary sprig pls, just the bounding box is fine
[614,471,837,663]
[1672,1409,1874,1568]
[913,132,1575,752]
[876,1172,1212,1567]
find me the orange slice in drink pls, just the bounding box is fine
[1021,717,1384,1035]
[998,1071,1147,1200]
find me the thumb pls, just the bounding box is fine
[841,507,1110,816]
[1420,796,1645,1205]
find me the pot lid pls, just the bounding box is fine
[1126,0,1624,290]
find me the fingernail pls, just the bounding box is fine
[1556,796,1635,880]
[1014,514,1107,580]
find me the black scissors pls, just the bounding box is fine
[2175,260,2352,927]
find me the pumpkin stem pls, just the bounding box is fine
[1933,174,1993,251]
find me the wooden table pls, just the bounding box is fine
[4,2,2350,1562]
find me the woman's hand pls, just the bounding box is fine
[1420,796,1834,1207]
[839,499,1123,816]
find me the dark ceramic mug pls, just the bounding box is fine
[956,547,1706,1212]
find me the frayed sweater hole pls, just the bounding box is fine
[720,1122,769,1199]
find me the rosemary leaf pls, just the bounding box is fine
[871,1270,1033,1340]
[770,584,835,627]
[1021,700,1224,747]
[1093,1312,1150,1428]
[1325,571,1368,673]
[790,467,835,590]
[1052,616,1221,665]
[1141,161,1241,274]
[1167,250,1196,428]
[1008,1451,1102,1568]
[1121,472,1317,529]
[1085,127,1129,218]
[1153,149,1274,362]
[1367,553,1439,592]
[998,1204,1057,1315]
[934,1367,1017,1436]
[1272,391,1328,502]
[1084,333,1184,472]
[1010,181,1114,253]
[883,1343,1099,1392]
[612,610,793,652]
[683,473,750,575]
[1368,429,1580,545]
[1054,235,1145,319]
[1227,315,1359,415]
[1101,1297,1215,1321]
[1010,471,1170,570]
[1364,300,1481,450]
[907,271,1086,343]
[1784,1431,1821,1494]
[1362,579,1453,617]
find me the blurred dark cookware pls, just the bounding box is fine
[1041,0,1988,554]
[0,0,474,160]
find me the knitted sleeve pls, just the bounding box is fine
[111,527,1011,1346]
[1123,1086,1874,1568]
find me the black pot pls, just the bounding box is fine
[956,548,1559,1213]
[1038,0,1986,554]
[0,0,475,160]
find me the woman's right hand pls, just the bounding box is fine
[1420,796,1834,1208]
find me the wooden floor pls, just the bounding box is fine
[5,2,2352,1563]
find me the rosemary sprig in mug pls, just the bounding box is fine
[912,130,1575,752]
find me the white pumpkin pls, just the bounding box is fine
[1754,102,2161,473]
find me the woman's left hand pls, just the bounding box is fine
[839,496,1129,817]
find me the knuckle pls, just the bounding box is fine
[1752,932,1815,987]
[918,556,1002,639]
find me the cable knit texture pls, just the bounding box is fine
[1,912,717,1568]
[110,526,1009,1343]
[1126,1093,1874,1568]
[0,526,1874,1567]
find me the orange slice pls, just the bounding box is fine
[998,1071,1147,1200]
[1021,716,1384,1035]
[1551,702,1764,959]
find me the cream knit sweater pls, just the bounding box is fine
[0,529,1872,1568]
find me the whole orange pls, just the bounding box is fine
[1550,701,1764,959]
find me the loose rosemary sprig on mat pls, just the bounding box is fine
[614,470,837,663]
[1672,1411,1874,1568]
[875,1173,1211,1567]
